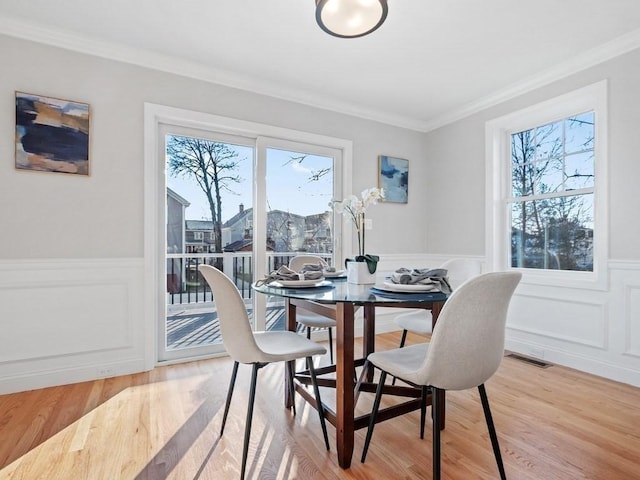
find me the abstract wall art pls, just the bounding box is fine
[378,155,408,203]
[15,92,90,175]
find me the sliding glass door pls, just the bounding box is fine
[253,137,341,332]
[159,125,342,362]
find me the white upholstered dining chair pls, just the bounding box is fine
[198,264,330,480]
[394,258,482,348]
[360,271,522,480]
[289,254,338,363]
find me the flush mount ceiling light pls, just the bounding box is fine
[315,0,388,38]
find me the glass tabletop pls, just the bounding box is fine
[252,277,449,305]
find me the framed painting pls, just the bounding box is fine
[378,155,408,203]
[15,92,90,175]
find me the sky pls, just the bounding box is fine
[166,143,334,222]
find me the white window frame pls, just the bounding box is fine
[485,81,608,290]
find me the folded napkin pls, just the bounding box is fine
[256,265,323,286]
[300,263,324,273]
[300,257,331,271]
[389,267,452,293]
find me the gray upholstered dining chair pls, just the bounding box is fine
[360,271,522,480]
[289,254,338,363]
[198,264,330,480]
[394,258,482,348]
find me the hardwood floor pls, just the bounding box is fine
[1,332,639,479]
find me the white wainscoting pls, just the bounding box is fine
[375,254,640,387]
[505,260,640,387]
[0,258,147,395]
[1,255,638,395]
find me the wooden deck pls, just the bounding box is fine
[166,303,297,350]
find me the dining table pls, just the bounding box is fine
[253,275,449,469]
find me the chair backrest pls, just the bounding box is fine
[289,255,326,272]
[198,264,262,364]
[418,271,521,391]
[439,258,482,290]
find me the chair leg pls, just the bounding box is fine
[361,370,387,463]
[241,363,261,480]
[286,361,297,416]
[307,356,330,451]
[328,327,334,364]
[306,326,311,339]
[354,360,369,406]
[391,330,409,386]
[420,385,428,439]
[432,386,442,480]
[479,384,507,480]
[399,329,408,348]
[220,361,239,436]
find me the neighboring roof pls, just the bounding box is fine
[222,207,252,228]
[223,239,253,252]
[269,209,305,220]
[166,187,190,207]
[185,220,213,230]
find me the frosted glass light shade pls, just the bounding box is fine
[315,0,388,38]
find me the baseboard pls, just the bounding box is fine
[0,357,148,395]
[505,339,640,388]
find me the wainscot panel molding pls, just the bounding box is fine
[379,255,640,387]
[1,255,638,393]
[504,259,640,387]
[0,258,147,395]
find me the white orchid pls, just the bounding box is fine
[331,187,385,257]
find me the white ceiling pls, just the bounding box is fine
[2,0,640,131]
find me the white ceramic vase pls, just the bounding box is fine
[346,261,377,284]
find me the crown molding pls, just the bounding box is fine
[423,28,640,132]
[0,15,425,131]
[2,15,639,133]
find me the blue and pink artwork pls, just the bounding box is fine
[15,92,90,175]
[379,155,408,203]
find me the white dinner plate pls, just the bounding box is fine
[323,269,346,278]
[272,279,330,288]
[378,281,440,293]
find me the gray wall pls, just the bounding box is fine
[2,32,640,393]
[424,48,640,260]
[0,34,427,260]
[0,33,428,394]
[422,48,640,387]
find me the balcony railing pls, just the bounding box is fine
[166,251,332,303]
[165,252,333,351]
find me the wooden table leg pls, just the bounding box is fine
[285,299,297,409]
[335,302,355,469]
[362,304,376,382]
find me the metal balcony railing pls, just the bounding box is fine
[165,252,333,351]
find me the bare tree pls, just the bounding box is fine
[167,136,243,252]
[510,115,594,271]
[283,154,331,183]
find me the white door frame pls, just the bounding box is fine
[144,103,352,367]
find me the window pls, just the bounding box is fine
[486,81,608,289]
[510,112,594,271]
[193,231,203,241]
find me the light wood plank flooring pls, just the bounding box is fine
[1,332,639,479]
